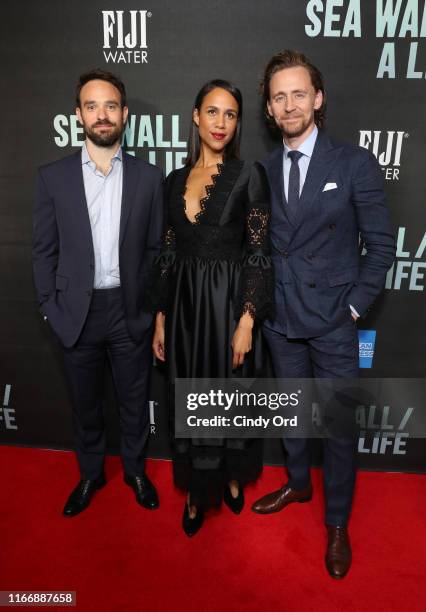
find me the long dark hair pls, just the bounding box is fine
[185,79,243,167]
[261,50,326,129]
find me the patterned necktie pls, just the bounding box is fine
[287,150,304,216]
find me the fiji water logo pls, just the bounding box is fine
[102,10,152,64]
[359,130,408,181]
[358,330,376,369]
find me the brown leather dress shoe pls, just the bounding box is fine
[325,525,352,579]
[251,483,312,514]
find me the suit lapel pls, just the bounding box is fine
[290,131,342,234]
[265,147,296,227]
[120,152,139,245]
[70,151,94,251]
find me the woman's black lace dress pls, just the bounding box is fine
[151,159,274,510]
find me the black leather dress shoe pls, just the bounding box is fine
[182,503,204,537]
[63,475,106,517]
[224,485,244,514]
[124,474,159,509]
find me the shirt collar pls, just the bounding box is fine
[81,141,123,167]
[283,125,318,160]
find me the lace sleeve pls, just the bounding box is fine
[143,223,176,313]
[143,171,177,313]
[235,162,275,322]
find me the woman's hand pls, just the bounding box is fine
[153,312,166,361]
[231,313,254,369]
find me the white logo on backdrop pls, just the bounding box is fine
[1,385,17,431]
[102,10,152,64]
[357,405,414,456]
[305,0,426,79]
[149,400,158,434]
[359,130,408,181]
[385,227,426,292]
[52,114,188,175]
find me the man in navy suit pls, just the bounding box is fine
[33,69,163,516]
[251,51,395,578]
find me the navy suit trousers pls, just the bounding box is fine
[62,287,152,480]
[263,318,358,526]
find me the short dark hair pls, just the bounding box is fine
[185,79,243,167]
[76,68,127,108]
[260,49,326,129]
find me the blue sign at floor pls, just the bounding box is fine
[358,330,377,369]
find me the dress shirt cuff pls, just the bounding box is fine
[349,304,360,318]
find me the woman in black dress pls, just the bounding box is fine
[151,80,273,536]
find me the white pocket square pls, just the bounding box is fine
[323,182,337,192]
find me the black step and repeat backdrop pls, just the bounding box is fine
[1,1,425,471]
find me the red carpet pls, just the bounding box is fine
[0,447,425,611]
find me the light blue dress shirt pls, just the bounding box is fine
[282,126,359,318]
[81,142,123,289]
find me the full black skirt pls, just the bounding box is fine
[165,255,268,510]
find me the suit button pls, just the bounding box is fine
[283,251,289,258]
[308,253,315,260]
[329,223,336,230]
[87,290,92,296]
[308,283,316,288]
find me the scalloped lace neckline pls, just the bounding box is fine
[182,163,224,225]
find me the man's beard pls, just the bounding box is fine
[278,114,313,139]
[84,120,124,147]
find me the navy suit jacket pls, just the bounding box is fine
[262,130,396,338]
[32,150,164,348]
